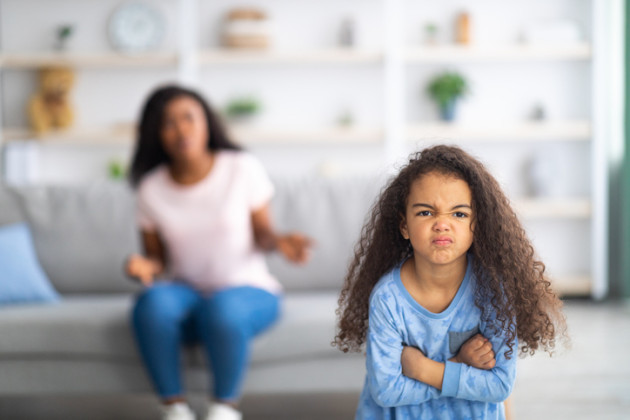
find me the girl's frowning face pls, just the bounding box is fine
[160,95,209,162]
[400,171,474,269]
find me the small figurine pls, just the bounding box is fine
[337,109,354,127]
[339,18,356,47]
[530,103,547,121]
[455,12,471,45]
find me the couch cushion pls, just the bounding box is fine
[0,223,60,305]
[0,291,345,365]
[0,187,24,226]
[13,183,142,294]
[267,175,384,291]
[5,175,385,295]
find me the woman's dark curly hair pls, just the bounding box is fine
[129,85,241,187]
[334,145,566,358]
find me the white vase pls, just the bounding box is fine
[527,146,565,197]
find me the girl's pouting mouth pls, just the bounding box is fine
[432,236,453,246]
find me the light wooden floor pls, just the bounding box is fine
[1,300,628,420]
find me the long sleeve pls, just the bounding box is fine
[356,262,511,420]
[441,321,517,403]
[366,294,441,407]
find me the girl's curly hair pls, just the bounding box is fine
[334,145,567,358]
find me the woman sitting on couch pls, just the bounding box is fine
[126,85,311,420]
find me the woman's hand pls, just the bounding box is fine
[125,254,162,287]
[451,334,496,370]
[276,233,312,264]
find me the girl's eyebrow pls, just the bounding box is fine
[412,203,472,210]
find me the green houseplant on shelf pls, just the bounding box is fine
[426,71,469,122]
[224,96,261,124]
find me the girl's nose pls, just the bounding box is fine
[433,216,450,231]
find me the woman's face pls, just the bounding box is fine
[400,171,474,269]
[160,95,209,162]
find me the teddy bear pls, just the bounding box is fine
[28,67,75,134]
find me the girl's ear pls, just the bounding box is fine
[399,216,410,240]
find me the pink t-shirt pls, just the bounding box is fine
[136,150,281,294]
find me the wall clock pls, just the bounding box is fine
[108,2,165,52]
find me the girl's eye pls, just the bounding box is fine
[453,212,469,218]
[417,210,433,217]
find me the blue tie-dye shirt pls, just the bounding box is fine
[356,257,516,420]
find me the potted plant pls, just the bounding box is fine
[424,22,438,45]
[107,159,126,181]
[426,71,469,121]
[224,96,261,123]
[55,24,75,51]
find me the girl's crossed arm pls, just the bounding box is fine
[366,294,442,407]
[401,323,516,403]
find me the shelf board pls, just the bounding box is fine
[199,48,383,65]
[551,275,591,296]
[230,126,383,144]
[513,198,591,219]
[3,122,588,145]
[0,51,177,69]
[1,125,382,145]
[0,44,589,68]
[408,120,591,141]
[1,126,134,145]
[406,43,592,62]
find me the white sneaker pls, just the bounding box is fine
[205,402,242,420]
[161,402,196,420]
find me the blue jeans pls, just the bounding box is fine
[131,282,281,401]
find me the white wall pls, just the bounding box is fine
[1,0,392,179]
[0,0,594,178]
[0,0,615,295]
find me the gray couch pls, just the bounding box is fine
[0,175,383,396]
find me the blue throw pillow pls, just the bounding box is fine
[0,222,60,305]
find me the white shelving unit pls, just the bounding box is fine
[229,126,383,144]
[396,0,608,300]
[1,126,134,144]
[0,51,178,69]
[0,124,383,145]
[0,0,617,298]
[514,198,591,220]
[407,120,591,142]
[198,48,383,65]
[551,275,592,296]
[406,43,592,62]
[0,49,384,68]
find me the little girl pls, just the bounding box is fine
[126,85,311,420]
[335,145,566,419]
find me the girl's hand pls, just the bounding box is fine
[276,233,312,264]
[452,334,496,370]
[401,345,426,381]
[125,254,161,287]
